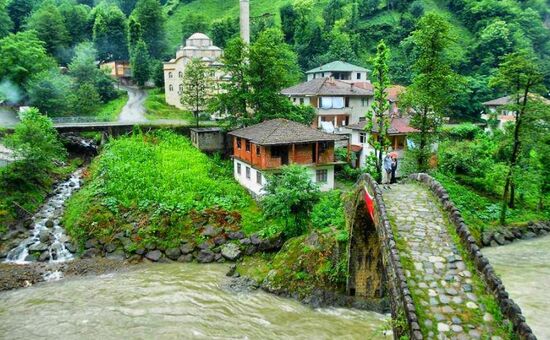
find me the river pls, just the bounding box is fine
[0,263,389,339]
[483,235,550,339]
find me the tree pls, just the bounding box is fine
[402,13,459,171]
[262,165,320,236]
[366,40,391,183]
[93,4,129,61]
[0,0,14,39]
[180,13,209,42]
[6,0,35,32]
[248,28,301,122]
[119,0,138,16]
[58,1,91,45]
[26,69,73,116]
[491,50,544,224]
[127,16,142,51]
[0,30,55,86]
[359,0,380,18]
[131,0,165,58]
[25,0,70,61]
[180,58,211,127]
[130,39,151,86]
[280,3,298,44]
[71,82,101,116]
[210,17,238,48]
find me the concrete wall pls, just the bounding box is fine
[190,129,224,152]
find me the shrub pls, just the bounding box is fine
[310,191,345,231]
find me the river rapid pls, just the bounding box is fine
[0,263,389,339]
[483,235,550,339]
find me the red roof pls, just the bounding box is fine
[350,144,363,152]
[385,85,406,102]
[348,117,418,135]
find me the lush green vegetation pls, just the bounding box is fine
[95,93,128,121]
[144,88,194,121]
[0,109,79,229]
[63,131,264,249]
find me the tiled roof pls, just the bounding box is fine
[306,61,369,74]
[281,78,373,96]
[228,119,346,145]
[385,85,406,102]
[483,94,550,106]
[348,117,418,135]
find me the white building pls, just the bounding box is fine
[306,61,369,82]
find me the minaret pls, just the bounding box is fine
[240,0,250,44]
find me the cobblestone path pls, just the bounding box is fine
[383,183,503,340]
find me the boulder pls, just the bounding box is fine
[239,238,251,245]
[145,250,162,262]
[493,233,506,245]
[198,241,211,250]
[221,243,242,261]
[180,243,195,254]
[24,254,37,262]
[215,253,224,262]
[85,238,99,249]
[65,242,76,253]
[250,234,262,246]
[39,230,50,243]
[201,225,220,237]
[38,251,50,262]
[213,236,226,246]
[522,232,537,240]
[106,250,126,261]
[196,249,215,263]
[165,247,181,260]
[29,242,48,252]
[45,220,54,228]
[481,233,492,247]
[227,231,245,240]
[226,264,237,277]
[177,254,193,262]
[145,243,156,250]
[135,248,145,255]
[104,243,117,253]
[82,248,100,258]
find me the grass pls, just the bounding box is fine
[95,94,128,121]
[144,88,195,121]
[433,172,549,240]
[62,131,264,250]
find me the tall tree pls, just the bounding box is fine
[93,4,129,61]
[366,40,391,183]
[210,17,238,48]
[131,0,165,58]
[180,13,209,42]
[26,69,73,116]
[0,30,55,86]
[0,0,14,39]
[180,58,211,127]
[119,0,138,16]
[491,50,544,224]
[127,15,142,51]
[402,13,459,171]
[58,1,91,45]
[71,82,101,116]
[130,39,150,86]
[25,0,70,60]
[6,0,35,32]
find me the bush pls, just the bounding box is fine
[310,191,345,231]
[441,123,482,141]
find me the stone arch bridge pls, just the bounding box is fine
[346,173,536,340]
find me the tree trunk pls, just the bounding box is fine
[418,109,428,171]
[509,182,515,208]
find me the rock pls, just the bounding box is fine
[221,243,242,261]
[38,251,50,262]
[29,242,48,252]
[145,250,162,262]
[82,248,100,258]
[226,264,237,277]
[104,243,117,253]
[227,231,245,240]
[214,253,224,262]
[213,236,226,246]
[522,232,537,240]
[39,230,50,243]
[493,233,506,245]
[196,249,215,263]
[250,234,262,246]
[239,238,251,245]
[463,284,473,293]
[165,247,181,260]
[45,220,54,228]
[244,245,257,255]
[201,225,220,237]
[177,254,193,262]
[128,254,143,264]
[145,243,156,250]
[180,243,195,254]
[106,250,125,261]
[198,241,211,250]
[437,323,450,332]
[481,233,492,246]
[24,254,37,262]
[85,239,99,249]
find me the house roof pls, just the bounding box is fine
[281,78,373,96]
[385,85,406,103]
[306,61,369,74]
[228,119,346,145]
[348,117,419,135]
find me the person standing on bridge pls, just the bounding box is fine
[383,153,393,184]
[390,153,398,184]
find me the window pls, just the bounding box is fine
[256,146,261,156]
[178,84,183,93]
[168,72,173,78]
[321,72,325,77]
[316,169,328,183]
[237,163,241,174]
[236,138,242,149]
[179,71,183,78]
[246,166,251,179]
[357,72,361,80]
[169,85,173,91]
[345,97,350,107]
[256,171,262,185]
[320,97,345,109]
[359,132,366,144]
[245,141,251,152]
[299,98,304,105]
[362,98,366,107]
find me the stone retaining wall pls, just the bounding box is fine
[349,174,423,340]
[409,173,537,340]
[481,221,550,247]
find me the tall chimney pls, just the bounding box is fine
[240,0,250,44]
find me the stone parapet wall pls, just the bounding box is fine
[350,174,423,339]
[409,173,537,340]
